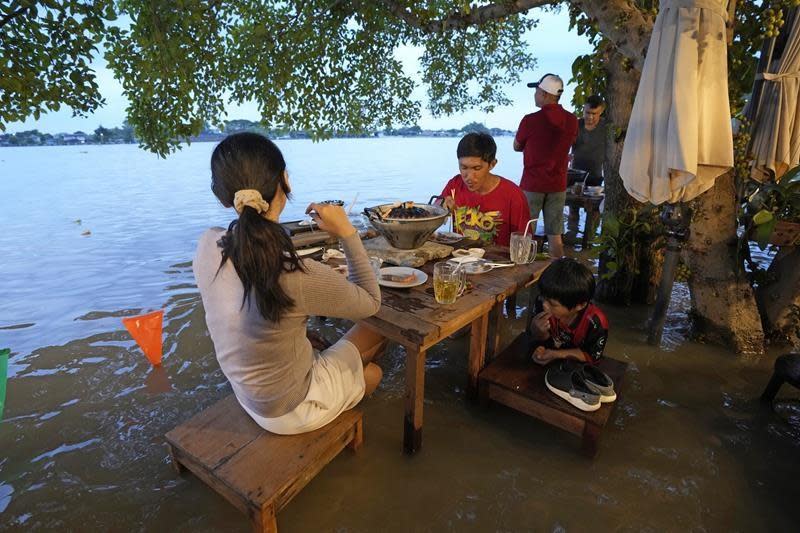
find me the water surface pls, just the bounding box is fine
[1,141,798,531]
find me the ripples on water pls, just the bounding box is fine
[1,141,799,531]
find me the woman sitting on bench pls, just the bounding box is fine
[193,132,385,434]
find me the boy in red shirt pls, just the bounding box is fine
[528,258,609,365]
[440,132,530,247]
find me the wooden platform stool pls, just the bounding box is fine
[165,394,363,532]
[478,333,628,457]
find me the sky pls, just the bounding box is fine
[5,9,593,135]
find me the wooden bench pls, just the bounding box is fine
[165,394,363,532]
[478,333,628,457]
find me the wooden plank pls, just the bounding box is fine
[214,409,362,510]
[165,395,263,470]
[467,312,489,399]
[404,347,426,454]
[169,444,252,516]
[487,385,586,436]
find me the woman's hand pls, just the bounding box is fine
[306,202,356,239]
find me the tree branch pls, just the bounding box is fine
[571,0,653,71]
[0,3,35,32]
[374,0,652,69]
[377,0,557,33]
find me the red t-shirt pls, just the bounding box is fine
[440,175,530,247]
[515,104,579,193]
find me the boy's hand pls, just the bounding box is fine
[532,346,556,365]
[530,310,551,338]
[442,196,456,211]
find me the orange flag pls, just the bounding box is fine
[122,310,164,366]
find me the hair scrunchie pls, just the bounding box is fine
[233,189,271,217]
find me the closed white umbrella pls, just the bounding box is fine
[749,10,800,182]
[620,0,734,205]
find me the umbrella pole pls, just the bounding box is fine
[647,203,691,345]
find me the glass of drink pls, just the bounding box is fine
[433,261,465,304]
[509,232,537,265]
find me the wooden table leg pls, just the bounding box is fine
[486,303,502,361]
[581,422,602,458]
[467,312,490,400]
[582,206,601,249]
[403,347,426,454]
[251,503,277,533]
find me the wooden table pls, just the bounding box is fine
[565,192,603,249]
[359,243,549,454]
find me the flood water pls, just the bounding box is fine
[1,140,799,531]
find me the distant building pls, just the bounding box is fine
[59,132,88,144]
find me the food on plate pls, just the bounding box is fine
[381,272,416,283]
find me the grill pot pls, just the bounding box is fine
[364,197,450,249]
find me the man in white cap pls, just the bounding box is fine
[514,73,578,258]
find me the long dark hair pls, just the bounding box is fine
[210,132,303,322]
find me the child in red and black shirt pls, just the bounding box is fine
[528,258,608,364]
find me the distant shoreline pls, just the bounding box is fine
[0,131,515,149]
[0,122,515,148]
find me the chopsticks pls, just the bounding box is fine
[449,189,456,232]
[347,193,359,215]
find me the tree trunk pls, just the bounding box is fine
[686,171,765,355]
[596,46,662,304]
[756,247,800,350]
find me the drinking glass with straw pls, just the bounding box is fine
[510,219,538,264]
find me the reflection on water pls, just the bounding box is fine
[1,142,799,531]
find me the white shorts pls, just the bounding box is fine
[236,338,366,435]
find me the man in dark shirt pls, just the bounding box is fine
[514,73,578,258]
[571,95,610,187]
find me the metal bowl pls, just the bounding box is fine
[364,199,450,249]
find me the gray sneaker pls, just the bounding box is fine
[545,366,601,412]
[580,364,616,403]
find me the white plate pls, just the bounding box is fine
[297,219,317,227]
[297,246,323,257]
[462,260,493,274]
[448,255,482,265]
[378,266,428,288]
[432,231,463,244]
[452,247,485,258]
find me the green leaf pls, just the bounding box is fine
[754,218,777,249]
[602,212,620,238]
